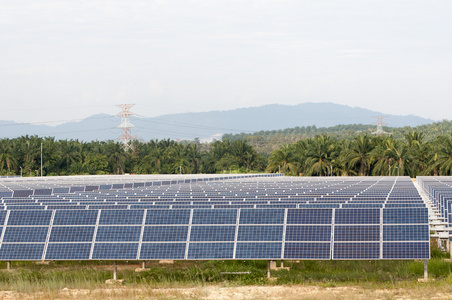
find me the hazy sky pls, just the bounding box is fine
[1,0,451,124]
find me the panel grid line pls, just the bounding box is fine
[42,210,56,260]
[136,209,147,260]
[89,210,101,260]
[185,209,194,260]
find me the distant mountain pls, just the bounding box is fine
[0,103,434,141]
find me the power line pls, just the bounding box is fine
[134,114,254,133]
[0,115,116,127]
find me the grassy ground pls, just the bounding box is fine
[0,247,451,299]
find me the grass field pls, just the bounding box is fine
[0,247,451,299]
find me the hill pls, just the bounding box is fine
[0,103,434,141]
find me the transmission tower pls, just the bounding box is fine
[117,104,136,150]
[372,116,389,136]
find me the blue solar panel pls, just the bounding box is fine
[235,242,282,259]
[335,209,380,224]
[237,225,283,241]
[96,226,141,242]
[383,208,428,224]
[0,211,7,225]
[3,227,48,243]
[140,243,186,259]
[239,209,284,224]
[190,226,236,242]
[45,243,91,260]
[383,225,429,241]
[334,225,380,242]
[12,190,33,198]
[53,210,99,225]
[333,243,380,259]
[49,226,95,242]
[142,226,188,242]
[0,175,431,261]
[187,242,234,259]
[383,242,430,259]
[99,210,144,225]
[284,243,331,259]
[0,243,44,260]
[191,209,237,224]
[7,210,52,225]
[92,243,139,259]
[285,225,331,242]
[146,210,191,225]
[287,209,332,224]
[34,189,52,196]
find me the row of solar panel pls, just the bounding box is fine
[0,174,285,197]
[0,241,430,260]
[0,208,429,225]
[0,179,416,196]
[0,204,427,211]
[0,224,429,243]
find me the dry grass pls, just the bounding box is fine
[2,284,452,300]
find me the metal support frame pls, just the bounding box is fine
[113,261,117,281]
[6,261,11,270]
[267,260,271,279]
[450,241,452,260]
[423,260,428,281]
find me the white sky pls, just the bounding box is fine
[1,0,451,124]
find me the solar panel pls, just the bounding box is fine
[0,175,431,261]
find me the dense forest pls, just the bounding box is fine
[1,122,452,178]
[0,136,266,176]
[223,120,452,154]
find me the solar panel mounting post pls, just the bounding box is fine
[423,260,428,281]
[267,261,271,279]
[113,261,117,280]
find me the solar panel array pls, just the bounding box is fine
[0,175,430,261]
[417,176,452,240]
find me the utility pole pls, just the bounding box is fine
[117,104,136,151]
[40,142,43,177]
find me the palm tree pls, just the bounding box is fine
[0,140,16,175]
[266,144,297,175]
[371,137,408,176]
[106,141,126,174]
[187,143,201,174]
[59,140,81,173]
[345,134,374,176]
[304,134,338,176]
[432,134,452,175]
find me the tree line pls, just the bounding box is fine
[1,131,452,178]
[266,132,452,177]
[0,136,265,176]
[223,120,452,154]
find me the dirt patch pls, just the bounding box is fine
[1,284,451,300]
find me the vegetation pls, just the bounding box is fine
[224,120,452,154]
[2,120,452,178]
[1,256,452,294]
[0,137,266,176]
[264,132,452,177]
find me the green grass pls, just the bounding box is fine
[1,258,452,293]
[0,245,452,294]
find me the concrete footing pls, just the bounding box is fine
[105,279,124,285]
[159,260,174,264]
[269,260,290,271]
